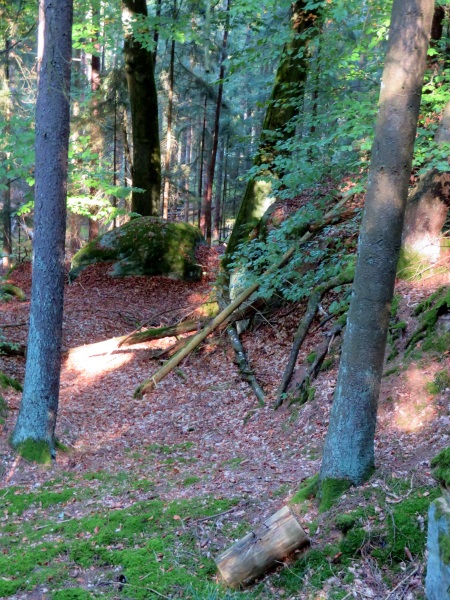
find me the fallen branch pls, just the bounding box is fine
[134,195,354,398]
[276,272,353,404]
[283,323,342,408]
[119,320,200,347]
[226,322,265,406]
[134,245,297,397]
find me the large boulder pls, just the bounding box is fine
[70,217,204,281]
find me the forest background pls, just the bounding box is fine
[0,0,450,598]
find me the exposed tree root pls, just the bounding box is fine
[276,272,353,403]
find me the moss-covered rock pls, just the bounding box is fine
[70,217,204,281]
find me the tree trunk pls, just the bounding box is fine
[162,36,175,220]
[197,95,207,227]
[11,0,73,462]
[88,8,101,242]
[123,0,161,216]
[200,0,230,245]
[223,1,320,266]
[2,37,11,269]
[319,0,434,487]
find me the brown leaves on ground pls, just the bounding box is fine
[0,248,449,598]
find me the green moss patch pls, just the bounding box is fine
[70,217,204,281]
[431,447,450,487]
[0,475,241,599]
[12,439,53,464]
[274,483,438,598]
[290,474,319,505]
[319,478,352,513]
[407,287,450,351]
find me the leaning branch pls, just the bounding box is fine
[134,195,355,398]
[276,271,353,404]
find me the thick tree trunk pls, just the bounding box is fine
[123,0,161,216]
[223,1,319,266]
[319,0,434,486]
[11,0,73,461]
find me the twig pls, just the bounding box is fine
[0,321,28,328]
[384,565,419,599]
[189,507,239,524]
[118,582,170,599]
[35,518,73,530]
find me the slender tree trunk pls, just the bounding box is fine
[224,0,320,266]
[122,0,161,216]
[2,37,11,269]
[11,0,73,461]
[319,0,434,487]
[88,7,101,242]
[213,136,225,241]
[197,95,207,227]
[162,31,176,219]
[200,0,230,244]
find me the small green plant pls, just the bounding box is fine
[426,370,450,394]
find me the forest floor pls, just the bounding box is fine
[0,247,449,600]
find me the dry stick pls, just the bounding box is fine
[226,322,265,405]
[134,194,354,398]
[134,245,296,398]
[287,323,343,406]
[117,302,207,347]
[384,565,419,599]
[0,321,28,328]
[276,273,353,406]
[120,320,201,346]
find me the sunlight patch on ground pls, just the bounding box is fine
[392,365,438,432]
[65,337,135,377]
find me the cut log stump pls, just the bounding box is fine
[215,505,308,588]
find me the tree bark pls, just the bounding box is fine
[223,1,320,267]
[11,0,73,460]
[123,0,161,216]
[319,0,434,486]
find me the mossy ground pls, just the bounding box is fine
[282,477,440,598]
[0,474,253,599]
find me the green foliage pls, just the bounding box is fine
[426,370,450,394]
[431,447,450,488]
[228,198,357,303]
